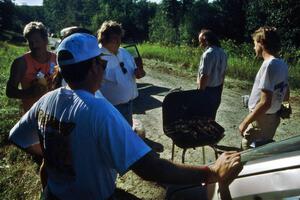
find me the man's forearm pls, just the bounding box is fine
[219,183,232,200]
[25,143,43,156]
[6,84,33,99]
[198,74,209,90]
[132,153,214,185]
[10,141,43,157]
[284,85,290,101]
[6,82,46,99]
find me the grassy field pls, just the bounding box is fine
[137,41,300,89]
[0,42,41,200]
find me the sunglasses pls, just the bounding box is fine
[119,62,127,74]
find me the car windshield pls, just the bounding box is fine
[240,135,300,164]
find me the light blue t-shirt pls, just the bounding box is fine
[9,88,151,200]
[198,46,227,87]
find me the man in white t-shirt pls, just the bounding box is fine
[239,26,289,150]
[9,33,242,200]
[197,29,227,119]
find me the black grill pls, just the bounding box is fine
[162,89,225,162]
[164,117,224,149]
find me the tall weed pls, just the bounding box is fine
[0,42,41,199]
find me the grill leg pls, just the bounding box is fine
[202,146,206,164]
[213,146,218,159]
[182,148,187,163]
[171,142,175,161]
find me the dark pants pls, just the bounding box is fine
[204,85,223,120]
[44,186,60,200]
[114,100,133,126]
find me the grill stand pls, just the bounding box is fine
[171,142,209,164]
[170,142,237,164]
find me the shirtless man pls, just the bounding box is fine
[6,21,56,113]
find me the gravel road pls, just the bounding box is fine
[116,59,300,200]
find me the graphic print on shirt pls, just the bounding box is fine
[274,81,288,101]
[37,109,76,180]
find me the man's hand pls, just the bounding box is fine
[239,121,249,136]
[208,151,243,186]
[134,57,146,79]
[239,89,272,136]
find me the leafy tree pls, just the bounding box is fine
[14,5,45,32]
[0,1,45,34]
[246,0,300,47]
[212,0,247,42]
[91,0,156,42]
[44,0,101,35]
[43,0,70,33]
[150,0,219,45]
[0,0,15,31]
[161,0,181,29]
[179,0,217,45]
[149,7,178,44]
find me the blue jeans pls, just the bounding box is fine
[114,100,133,126]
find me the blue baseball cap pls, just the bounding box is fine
[57,33,101,66]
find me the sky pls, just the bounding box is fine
[14,0,43,6]
[14,0,162,6]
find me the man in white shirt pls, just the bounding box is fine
[239,26,289,150]
[197,29,227,119]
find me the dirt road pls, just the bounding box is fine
[116,59,300,199]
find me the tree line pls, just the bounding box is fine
[1,0,300,48]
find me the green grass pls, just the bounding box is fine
[138,41,300,89]
[0,42,27,146]
[0,42,41,200]
[138,42,202,72]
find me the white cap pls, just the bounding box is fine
[60,26,78,38]
[57,33,101,66]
